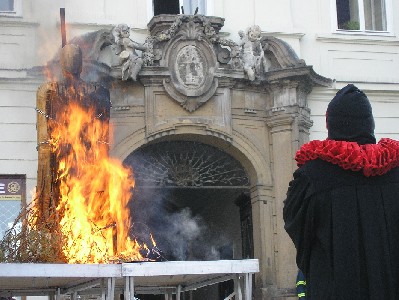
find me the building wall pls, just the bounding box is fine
[0,79,40,195]
[1,0,397,147]
[0,0,398,298]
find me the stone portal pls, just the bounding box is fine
[68,14,331,299]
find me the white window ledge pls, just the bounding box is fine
[334,29,395,37]
[316,32,399,46]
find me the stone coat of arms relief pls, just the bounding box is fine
[162,19,219,112]
[176,46,205,90]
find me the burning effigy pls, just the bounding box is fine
[0,44,158,264]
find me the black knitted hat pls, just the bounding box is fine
[327,84,376,144]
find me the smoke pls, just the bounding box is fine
[128,187,226,261]
[124,144,244,262]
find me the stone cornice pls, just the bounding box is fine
[136,64,331,90]
[147,14,225,36]
[266,113,295,130]
[116,65,331,90]
[55,22,151,42]
[262,31,305,40]
[298,114,313,131]
[0,77,42,91]
[112,66,331,90]
[316,33,399,46]
[146,124,232,143]
[0,17,39,27]
[265,66,332,87]
[56,21,114,31]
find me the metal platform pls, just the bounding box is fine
[0,259,259,300]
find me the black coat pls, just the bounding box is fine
[284,159,399,300]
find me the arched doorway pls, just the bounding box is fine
[123,140,253,299]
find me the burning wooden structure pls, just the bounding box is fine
[0,43,160,264]
[33,43,163,263]
[36,44,111,230]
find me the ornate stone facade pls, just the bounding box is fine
[64,15,331,299]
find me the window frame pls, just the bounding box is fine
[147,0,210,19]
[181,0,207,15]
[0,0,22,17]
[331,0,393,35]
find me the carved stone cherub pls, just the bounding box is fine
[112,24,148,81]
[239,25,270,81]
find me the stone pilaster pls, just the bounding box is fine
[250,183,275,299]
[263,82,313,299]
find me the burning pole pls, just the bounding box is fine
[60,8,66,48]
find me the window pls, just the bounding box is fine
[182,0,206,15]
[153,0,180,16]
[0,0,22,16]
[336,0,387,31]
[152,0,206,16]
[0,0,14,12]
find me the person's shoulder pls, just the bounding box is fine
[298,159,361,192]
[300,159,399,187]
[298,159,336,176]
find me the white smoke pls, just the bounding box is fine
[128,188,226,261]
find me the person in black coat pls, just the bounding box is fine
[283,84,399,300]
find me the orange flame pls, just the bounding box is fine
[48,101,147,263]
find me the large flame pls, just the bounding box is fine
[48,101,146,263]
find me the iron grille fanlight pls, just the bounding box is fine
[124,141,250,188]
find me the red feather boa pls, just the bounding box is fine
[295,138,399,177]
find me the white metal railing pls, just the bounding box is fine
[0,259,259,300]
